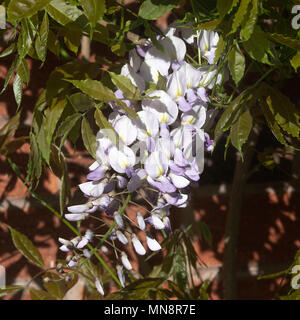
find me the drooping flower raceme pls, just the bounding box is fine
[58,26,225,294]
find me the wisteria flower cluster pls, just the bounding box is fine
[58,27,223,295]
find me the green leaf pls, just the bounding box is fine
[13,73,23,107]
[68,79,116,102]
[68,92,96,112]
[1,56,17,94]
[217,0,239,18]
[138,0,179,20]
[81,117,97,159]
[0,285,24,298]
[200,221,212,247]
[265,88,300,138]
[64,28,81,54]
[47,30,60,56]
[56,113,82,149]
[0,43,16,58]
[228,43,245,85]
[46,60,100,103]
[213,34,225,63]
[231,0,251,33]
[167,280,188,300]
[46,0,83,26]
[7,0,52,21]
[30,289,55,300]
[199,280,210,300]
[17,19,33,59]
[268,33,300,51]
[37,99,67,163]
[79,0,106,31]
[173,245,189,293]
[43,272,67,300]
[109,72,141,100]
[6,225,45,268]
[26,132,42,188]
[240,0,258,41]
[230,108,253,153]
[260,98,287,146]
[35,12,49,62]
[17,58,29,84]
[94,108,118,145]
[243,26,271,64]
[196,19,221,31]
[0,112,21,153]
[214,92,246,138]
[3,136,29,155]
[290,51,300,71]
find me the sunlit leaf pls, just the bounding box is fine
[228,43,245,85]
[0,43,16,58]
[13,73,23,108]
[240,0,258,41]
[217,0,239,18]
[138,0,179,20]
[231,0,251,33]
[268,33,300,51]
[6,225,45,268]
[290,51,300,71]
[81,117,97,159]
[243,26,271,64]
[37,99,67,163]
[35,12,49,62]
[79,0,106,32]
[46,0,83,26]
[109,72,141,100]
[8,0,51,21]
[17,58,29,84]
[230,108,253,153]
[68,79,115,102]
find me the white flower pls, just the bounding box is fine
[151,213,165,230]
[197,30,219,64]
[108,146,136,174]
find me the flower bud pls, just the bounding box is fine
[137,212,146,230]
[116,264,125,288]
[131,234,146,256]
[121,252,132,270]
[95,277,104,296]
[67,203,92,213]
[116,230,128,245]
[65,213,89,222]
[146,233,161,251]
[114,212,124,229]
[83,249,91,259]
